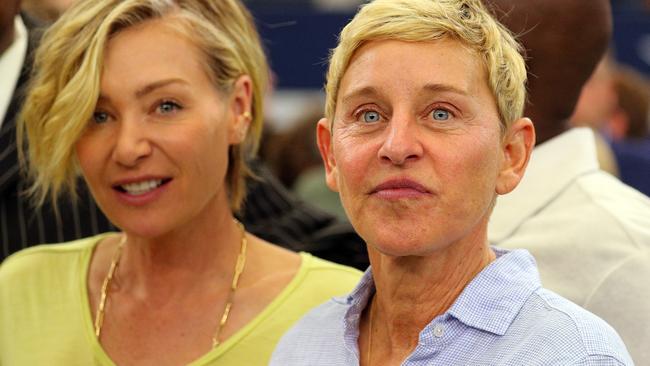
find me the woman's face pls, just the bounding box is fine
[318,39,531,257]
[76,19,250,239]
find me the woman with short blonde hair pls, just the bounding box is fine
[271,0,633,364]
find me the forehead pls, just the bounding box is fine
[102,19,209,87]
[337,38,491,106]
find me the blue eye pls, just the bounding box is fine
[92,111,109,124]
[157,100,181,114]
[431,109,450,121]
[362,111,381,123]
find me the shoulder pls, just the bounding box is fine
[0,234,109,285]
[289,253,363,296]
[572,172,650,234]
[300,252,364,279]
[514,287,633,364]
[584,251,650,308]
[541,170,650,251]
[278,253,362,305]
[269,255,360,365]
[270,297,350,365]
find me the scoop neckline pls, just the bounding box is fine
[76,234,310,365]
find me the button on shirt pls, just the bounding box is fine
[270,248,633,365]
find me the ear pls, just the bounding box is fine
[228,75,253,145]
[316,117,339,192]
[496,117,535,195]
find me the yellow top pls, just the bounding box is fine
[0,233,362,365]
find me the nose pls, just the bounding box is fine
[377,116,423,166]
[111,116,153,167]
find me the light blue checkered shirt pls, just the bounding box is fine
[271,248,633,365]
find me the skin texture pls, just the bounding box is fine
[486,0,612,144]
[317,39,534,364]
[0,0,21,54]
[76,20,245,241]
[78,19,299,365]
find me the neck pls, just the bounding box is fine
[368,236,495,355]
[115,205,242,298]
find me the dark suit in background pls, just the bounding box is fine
[0,15,115,256]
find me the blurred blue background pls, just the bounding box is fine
[245,0,650,90]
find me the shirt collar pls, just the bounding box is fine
[338,267,374,360]
[488,128,599,242]
[341,248,541,339]
[0,15,28,127]
[446,247,541,335]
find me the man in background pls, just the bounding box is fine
[487,0,650,363]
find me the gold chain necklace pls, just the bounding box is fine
[94,219,248,349]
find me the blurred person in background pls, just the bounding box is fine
[487,0,650,363]
[576,59,650,197]
[609,64,650,196]
[271,0,632,364]
[607,64,650,142]
[261,106,348,221]
[569,54,621,176]
[570,54,621,138]
[0,0,361,364]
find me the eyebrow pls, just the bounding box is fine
[421,83,469,96]
[97,78,189,103]
[340,83,469,105]
[134,78,188,98]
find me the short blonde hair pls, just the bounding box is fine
[325,0,526,132]
[19,0,268,212]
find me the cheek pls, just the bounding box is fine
[333,137,373,194]
[188,124,230,181]
[74,134,103,181]
[444,136,501,202]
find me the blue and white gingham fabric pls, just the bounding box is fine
[270,248,634,365]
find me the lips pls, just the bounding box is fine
[372,179,430,193]
[113,177,171,196]
[370,178,431,200]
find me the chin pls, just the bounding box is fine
[109,215,175,239]
[365,233,445,258]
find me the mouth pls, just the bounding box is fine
[114,178,171,196]
[370,179,431,198]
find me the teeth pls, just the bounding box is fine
[121,179,163,195]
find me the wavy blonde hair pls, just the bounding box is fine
[325,0,526,132]
[19,0,268,212]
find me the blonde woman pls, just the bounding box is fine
[271,0,633,365]
[0,0,360,364]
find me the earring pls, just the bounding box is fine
[242,111,252,120]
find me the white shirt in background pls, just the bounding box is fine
[0,15,28,128]
[490,127,650,365]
